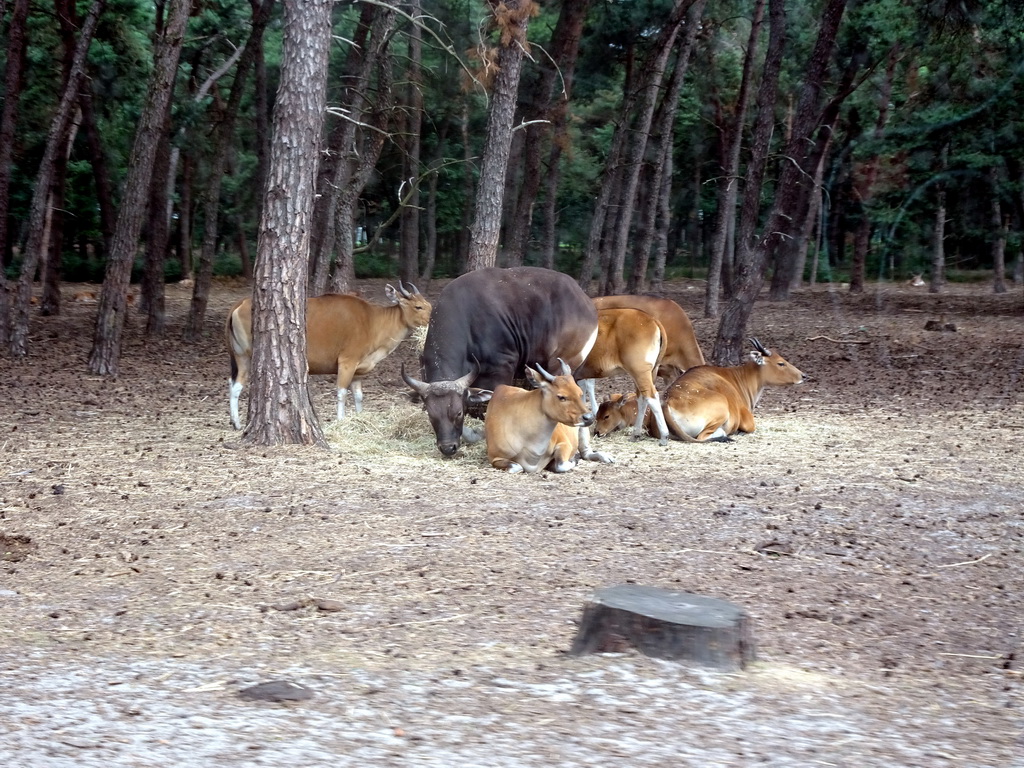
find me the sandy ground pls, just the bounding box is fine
[0,277,1021,767]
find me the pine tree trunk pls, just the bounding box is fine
[705,0,765,318]
[504,0,591,267]
[183,0,274,341]
[0,0,30,347]
[399,0,423,284]
[929,145,948,294]
[79,84,117,260]
[9,0,104,358]
[86,0,187,375]
[241,0,333,448]
[141,104,173,332]
[714,0,847,364]
[990,166,1007,294]
[466,0,536,272]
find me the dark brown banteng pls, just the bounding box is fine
[226,282,431,429]
[662,339,804,442]
[575,307,670,445]
[403,267,598,456]
[593,295,704,381]
[484,360,612,474]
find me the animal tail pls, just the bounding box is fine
[662,405,699,443]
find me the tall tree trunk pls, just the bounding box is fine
[242,0,333,448]
[141,103,173,331]
[328,38,396,294]
[308,1,377,291]
[602,0,692,295]
[705,0,765,318]
[650,140,674,290]
[183,0,275,341]
[793,134,831,289]
[504,0,592,267]
[420,125,448,282]
[628,0,705,293]
[40,0,82,318]
[929,144,947,293]
[466,0,537,271]
[0,0,30,347]
[714,0,847,364]
[314,2,398,295]
[9,0,104,358]
[87,0,188,375]
[399,0,423,284]
[79,83,117,260]
[990,165,1007,294]
[847,46,897,294]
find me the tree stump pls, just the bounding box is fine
[569,584,755,671]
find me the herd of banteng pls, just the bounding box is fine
[225,267,805,473]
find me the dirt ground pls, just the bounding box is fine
[0,276,1021,767]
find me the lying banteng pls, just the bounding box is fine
[225,282,431,429]
[594,393,660,438]
[484,360,613,474]
[575,307,671,445]
[662,338,804,442]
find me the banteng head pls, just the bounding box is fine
[385,281,432,329]
[526,359,594,429]
[403,364,491,456]
[748,338,805,385]
[594,393,635,437]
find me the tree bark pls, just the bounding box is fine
[87,0,187,375]
[628,0,706,293]
[705,0,765,318]
[465,0,537,272]
[79,83,117,261]
[0,0,30,347]
[183,0,275,341]
[602,0,693,295]
[398,0,424,284]
[241,0,333,447]
[9,0,104,358]
[847,46,897,294]
[141,102,173,332]
[504,0,591,267]
[713,0,848,365]
[929,143,947,293]
[990,165,1007,294]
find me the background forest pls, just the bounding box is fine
[1,0,1022,367]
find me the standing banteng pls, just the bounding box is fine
[225,282,431,429]
[403,267,599,456]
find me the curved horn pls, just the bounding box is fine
[533,363,556,383]
[749,337,771,356]
[397,280,413,298]
[452,366,477,390]
[401,363,430,396]
[556,357,573,376]
[403,280,419,296]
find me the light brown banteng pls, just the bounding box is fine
[662,338,804,442]
[593,295,704,381]
[594,393,659,438]
[225,282,431,429]
[575,307,671,445]
[483,360,612,474]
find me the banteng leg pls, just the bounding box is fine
[491,457,524,474]
[578,425,614,464]
[634,393,670,446]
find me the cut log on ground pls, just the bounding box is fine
[569,584,755,671]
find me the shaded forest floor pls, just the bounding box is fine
[1,277,1022,766]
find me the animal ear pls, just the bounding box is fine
[384,284,399,303]
[524,366,543,388]
[609,393,625,404]
[467,388,492,404]
[750,351,765,365]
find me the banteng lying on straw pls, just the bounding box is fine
[662,339,804,442]
[483,360,612,474]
